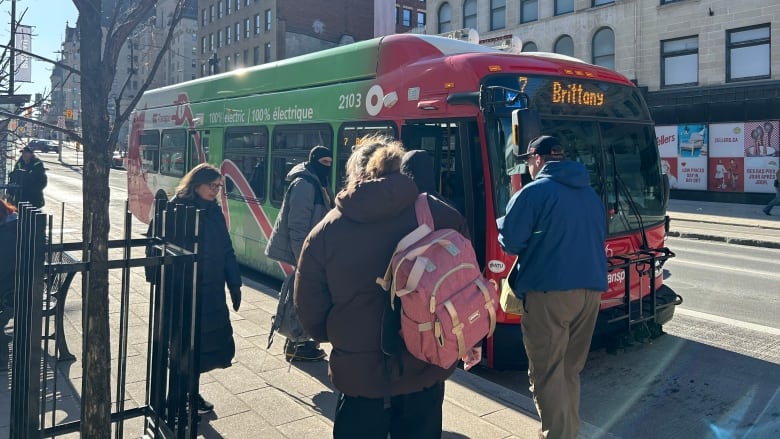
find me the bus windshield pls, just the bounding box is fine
[487,116,666,235]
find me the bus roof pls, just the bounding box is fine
[137,34,633,110]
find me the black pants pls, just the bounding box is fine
[333,382,445,439]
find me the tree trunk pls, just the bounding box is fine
[78,10,112,439]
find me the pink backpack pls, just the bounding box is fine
[377,194,498,369]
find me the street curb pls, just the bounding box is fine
[667,231,780,249]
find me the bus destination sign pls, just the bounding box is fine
[552,81,604,107]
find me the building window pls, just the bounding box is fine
[402,8,412,27]
[225,55,231,71]
[438,3,451,33]
[661,0,684,4]
[226,0,231,15]
[226,27,232,46]
[201,37,206,54]
[209,5,214,22]
[244,49,249,65]
[264,42,271,63]
[201,63,206,77]
[520,0,538,23]
[522,41,538,52]
[253,46,260,65]
[727,24,770,82]
[209,33,214,51]
[662,36,698,86]
[265,9,272,32]
[555,0,574,15]
[235,0,240,11]
[463,0,477,30]
[217,30,223,48]
[254,14,261,35]
[201,8,206,26]
[245,18,250,39]
[554,35,574,56]
[592,27,615,69]
[491,0,505,31]
[593,0,613,6]
[417,12,426,27]
[235,23,240,42]
[218,1,223,19]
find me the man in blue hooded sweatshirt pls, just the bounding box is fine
[497,135,607,439]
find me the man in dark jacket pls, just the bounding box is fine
[497,136,607,439]
[9,147,47,208]
[265,145,334,361]
[295,136,474,438]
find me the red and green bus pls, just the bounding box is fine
[127,34,680,369]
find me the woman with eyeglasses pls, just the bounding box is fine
[169,163,243,417]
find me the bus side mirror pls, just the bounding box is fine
[511,109,541,155]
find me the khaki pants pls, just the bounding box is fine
[522,289,601,439]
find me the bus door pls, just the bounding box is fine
[401,120,486,267]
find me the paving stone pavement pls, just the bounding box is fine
[2,164,770,438]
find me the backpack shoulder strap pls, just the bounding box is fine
[414,193,434,229]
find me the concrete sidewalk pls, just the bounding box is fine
[667,199,780,248]
[1,196,773,439]
[0,265,552,439]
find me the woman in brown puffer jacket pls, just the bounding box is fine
[294,135,479,438]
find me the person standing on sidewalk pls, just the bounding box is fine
[763,167,780,215]
[9,146,47,208]
[497,136,607,439]
[295,135,475,438]
[265,145,334,361]
[170,163,243,416]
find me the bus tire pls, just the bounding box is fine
[489,322,528,370]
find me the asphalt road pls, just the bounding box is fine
[475,236,780,439]
[34,158,780,439]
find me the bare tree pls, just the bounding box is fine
[70,1,190,436]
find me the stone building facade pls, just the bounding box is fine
[425,0,780,201]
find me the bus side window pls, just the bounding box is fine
[140,130,160,173]
[224,127,268,204]
[337,121,398,189]
[160,130,187,178]
[270,123,334,208]
[189,130,209,170]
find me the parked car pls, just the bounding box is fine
[111,150,126,169]
[27,139,60,154]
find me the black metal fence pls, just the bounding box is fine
[6,199,205,438]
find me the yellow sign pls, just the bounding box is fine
[65,108,73,119]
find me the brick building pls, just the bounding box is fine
[197,0,377,77]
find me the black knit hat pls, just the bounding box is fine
[308,145,332,163]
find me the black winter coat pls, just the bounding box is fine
[170,195,242,373]
[10,157,47,207]
[295,173,469,398]
[0,216,17,308]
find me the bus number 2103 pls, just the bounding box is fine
[338,93,362,110]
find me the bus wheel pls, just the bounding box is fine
[489,323,528,370]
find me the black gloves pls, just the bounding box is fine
[229,287,242,311]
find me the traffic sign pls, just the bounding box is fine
[65,108,73,119]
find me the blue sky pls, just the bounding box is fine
[2,0,78,102]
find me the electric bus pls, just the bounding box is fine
[127,34,681,369]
